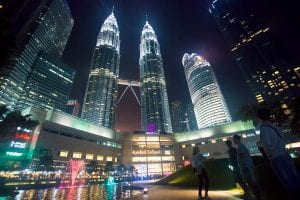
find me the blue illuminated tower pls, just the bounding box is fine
[82,11,120,128]
[139,20,173,133]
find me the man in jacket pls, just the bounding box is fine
[257,108,300,198]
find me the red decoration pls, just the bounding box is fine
[15,133,30,140]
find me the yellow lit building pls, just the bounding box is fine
[122,133,176,178]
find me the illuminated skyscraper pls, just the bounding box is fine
[139,20,172,133]
[208,0,299,104]
[0,0,73,107]
[18,54,75,111]
[182,53,231,129]
[82,11,120,128]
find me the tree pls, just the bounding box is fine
[290,97,300,135]
[0,104,39,143]
[39,149,54,171]
[104,161,114,173]
[238,102,288,126]
[86,160,98,174]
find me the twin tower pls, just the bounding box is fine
[81,11,173,133]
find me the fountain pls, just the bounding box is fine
[66,160,85,186]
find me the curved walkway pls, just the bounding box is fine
[130,185,242,200]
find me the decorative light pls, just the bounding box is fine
[6,152,23,157]
[15,133,30,140]
[10,141,26,148]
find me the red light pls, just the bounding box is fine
[15,133,30,140]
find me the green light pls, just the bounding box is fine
[106,176,115,185]
[174,120,255,142]
[6,151,23,157]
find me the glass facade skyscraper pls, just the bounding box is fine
[18,54,75,111]
[171,100,189,132]
[0,0,73,107]
[208,0,299,104]
[82,11,120,128]
[139,20,172,133]
[182,53,231,129]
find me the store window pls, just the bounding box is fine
[106,156,113,162]
[73,152,82,159]
[132,157,147,163]
[86,154,94,160]
[59,150,68,157]
[97,155,104,161]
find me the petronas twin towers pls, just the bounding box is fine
[82,11,173,133]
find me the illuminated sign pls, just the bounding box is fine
[146,123,157,134]
[15,133,30,140]
[10,141,26,148]
[6,152,23,157]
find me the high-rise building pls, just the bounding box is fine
[182,53,232,129]
[81,11,120,128]
[139,20,173,133]
[186,102,198,131]
[66,99,80,117]
[0,0,73,107]
[171,100,189,132]
[208,0,299,104]
[18,54,75,111]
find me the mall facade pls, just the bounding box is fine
[5,107,260,177]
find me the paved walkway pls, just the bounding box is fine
[130,185,242,200]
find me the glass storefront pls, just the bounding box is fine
[129,134,176,177]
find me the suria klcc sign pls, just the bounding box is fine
[146,123,158,134]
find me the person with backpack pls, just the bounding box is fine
[191,146,210,200]
[257,108,300,198]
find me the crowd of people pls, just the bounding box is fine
[191,108,300,200]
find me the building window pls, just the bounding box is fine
[73,152,82,159]
[97,155,104,161]
[86,154,94,160]
[181,144,186,148]
[164,150,171,155]
[59,150,68,157]
[132,157,147,163]
[106,156,113,162]
[114,157,118,162]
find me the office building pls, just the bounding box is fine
[18,54,75,111]
[20,107,121,168]
[0,0,73,107]
[139,20,172,133]
[82,11,120,128]
[66,99,80,117]
[186,102,198,131]
[182,53,232,128]
[171,100,189,132]
[208,0,299,104]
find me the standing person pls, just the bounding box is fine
[233,135,262,200]
[257,108,300,198]
[225,140,249,198]
[191,146,210,200]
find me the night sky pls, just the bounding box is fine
[63,0,300,132]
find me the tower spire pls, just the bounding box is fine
[146,14,148,24]
[112,6,114,14]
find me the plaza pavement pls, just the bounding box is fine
[130,185,242,200]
